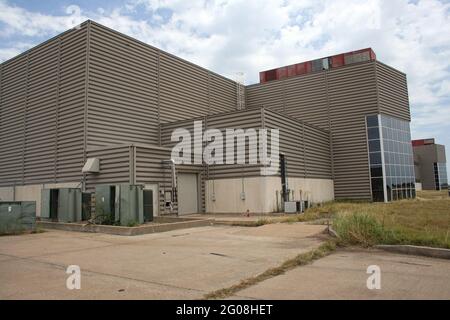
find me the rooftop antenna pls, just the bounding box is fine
[235,72,245,110]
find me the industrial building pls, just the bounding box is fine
[0,20,416,218]
[413,139,448,191]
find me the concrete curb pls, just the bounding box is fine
[375,245,450,260]
[37,218,214,236]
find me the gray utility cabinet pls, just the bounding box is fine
[41,188,82,223]
[95,184,151,226]
[0,201,36,233]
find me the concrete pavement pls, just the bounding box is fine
[0,223,326,299]
[234,248,450,300]
[2,224,449,300]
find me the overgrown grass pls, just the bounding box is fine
[288,190,450,249]
[203,241,336,300]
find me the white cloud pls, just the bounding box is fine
[0,1,86,37]
[0,0,449,168]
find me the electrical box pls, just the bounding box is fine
[284,201,297,213]
[94,184,144,226]
[0,201,36,233]
[284,201,307,214]
[41,188,82,223]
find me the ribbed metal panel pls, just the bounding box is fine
[263,109,304,177]
[0,55,27,186]
[247,61,381,199]
[263,109,331,179]
[85,145,131,191]
[304,124,332,179]
[0,24,88,187]
[283,73,329,129]
[327,63,378,199]
[23,38,59,184]
[376,61,410,121]
[247,71,329,130]
[209,72,237,114]
[246,80,285,114]
[87,23,159,148]
[206,108,263,179]
[158,51,213,123]
[56,25,87,182]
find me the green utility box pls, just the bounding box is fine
[95,184,148,226]
[0,201,36,234]
[41,188,82,223]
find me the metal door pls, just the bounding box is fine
[40,189,51,219]
[177,173,199,215]
[143,190,153,222]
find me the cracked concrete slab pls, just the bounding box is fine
[0,224,327,299]
[234,248,450,300]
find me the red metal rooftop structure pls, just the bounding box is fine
[412,139,436,147]
[259,48,377,83]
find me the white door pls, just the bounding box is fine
[177,173,198,215]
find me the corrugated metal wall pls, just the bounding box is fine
[246,61,403,199]
[87,23,159,148]
[0,55,27,187]
[0,24,88,187]
[327,63,378,199]
[376,62,410,121]
[160,107,331,180]
[205,108,264,179]
[85,145,131,191]
[247,72,329,129]
[57,23,88,182]
[86,21,239,147]
[263,109,331,179]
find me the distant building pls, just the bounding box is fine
[412,139,448,190]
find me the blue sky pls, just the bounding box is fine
[1,0,449,172]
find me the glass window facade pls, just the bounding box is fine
[434,163,448,190]
[366,114,416,202]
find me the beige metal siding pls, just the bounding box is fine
[159,52,210,122]
[246,62,380,199]
[263,109,331,179]
[85,21,239,145]
[327,63,378,199]
[0,24,88,187]
[57,25,87,182]
[24,38,59,184]
[247,72,330,130]
[284,73,330,129]
[205,108,263,179]
[246,80,285,114]
[87,23,159,148]
[263,109,305,177]
[0,55,27,186]
[85,145,131,191]
[209,73,237,114]
[376,61,410,121]
[304,123,332,179]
